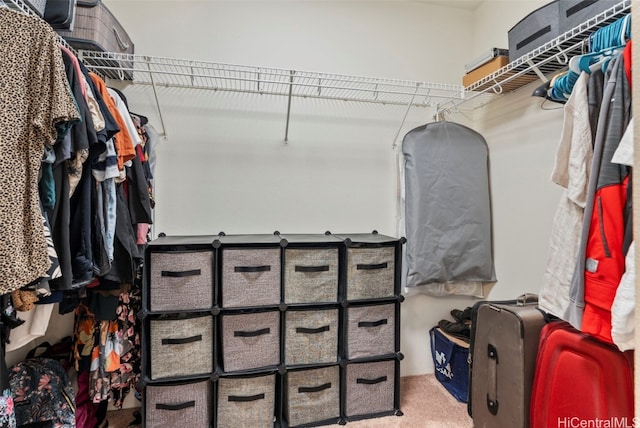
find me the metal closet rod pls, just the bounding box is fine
[81,52,464,96]
[85,64,459,103]
[81,51,467,142]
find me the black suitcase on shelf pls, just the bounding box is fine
[468,294,546,428]
[43,0,76,30]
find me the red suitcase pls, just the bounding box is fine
[530,321,634,428]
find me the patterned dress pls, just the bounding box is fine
[0,8,79,294]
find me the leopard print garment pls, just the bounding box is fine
[0,8,79,294]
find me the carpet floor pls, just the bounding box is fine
[105,374,473,427]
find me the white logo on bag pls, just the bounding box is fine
[435,351,453,379]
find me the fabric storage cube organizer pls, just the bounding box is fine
[221,310,280,372]
[345,302,396,360]
[145,379,212,428]
[148,249,214,312]
[429,326,469,403]
[285,308,339,366]
[216,372,277,428]
[344,359,398,419]
[221,247,281,308]
[283,247,339,304]
[56,0,134,80]
[345,246,396,301]
[285,366,340,427]
[149,314,214,380]
[508,1,561,62]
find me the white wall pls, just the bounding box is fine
[471,0,564,302]
[53,0,563,378]
[470,0,551,59]
[103,0,478,377]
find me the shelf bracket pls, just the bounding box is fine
[145,56,168,140]
[391,83,420,149]
[284,70,295,143]
[525,59,548,83]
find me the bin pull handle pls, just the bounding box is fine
[156,401,195,411]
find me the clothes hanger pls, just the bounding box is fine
[531,80,566,105]
[576,46,624,73]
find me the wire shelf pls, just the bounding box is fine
[448,0,631,113]
[78,51,465,108]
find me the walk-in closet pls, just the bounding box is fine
[1,0,637,426]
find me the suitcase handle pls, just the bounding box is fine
[358,319,388,328]
[516,293,538,306]
[161,335,202,345]
[294,265,330,273]
[156,401,196,411]
[486,344,499,415]
[356,262,388,270]
[113,26,131,50]
[161,269,201,278]
[234,265,271,273]
[298,383,332,394]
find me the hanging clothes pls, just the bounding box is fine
[564,54,632,344]
[0,7,80,294]
[610,119,634,351]
[540,72,593,318]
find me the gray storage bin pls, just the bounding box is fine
[508,1,560,62]
[346,247,395,301]
[346,303,396,359]
[149,250,214,311]
[221,248,281,308]
[284,248,339,304]
[559,0,621,34]
[221,311,280,372]
[149,315,213,380]
[145,380,212,428]
[345,360,396,417]
[217,373,276,428]
[286,366,340,427]
[285,309,339,366]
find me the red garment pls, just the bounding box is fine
[582,176,629,343]
[623,40,632,90]
[580,57,631,344]
[75,371,99,428]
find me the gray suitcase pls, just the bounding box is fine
[56,0,134,80]
[468,294,546,428]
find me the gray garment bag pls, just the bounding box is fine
[402,121,496,293]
